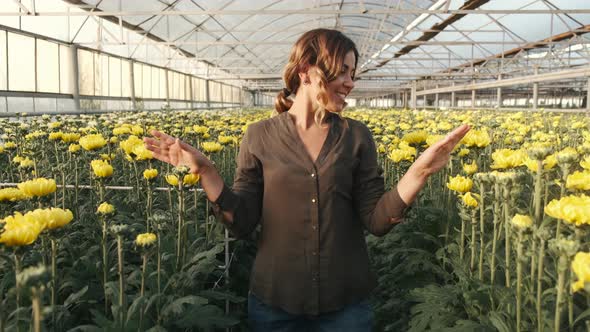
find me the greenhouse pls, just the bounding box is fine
[0,0,589,331]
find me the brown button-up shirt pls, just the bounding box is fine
[213,111,408,315]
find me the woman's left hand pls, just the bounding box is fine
[412,124,470,178]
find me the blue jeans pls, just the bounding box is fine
[248,292,373,332]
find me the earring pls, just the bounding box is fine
[303,79,311,85]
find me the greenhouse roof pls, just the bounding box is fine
[1,0,589,98]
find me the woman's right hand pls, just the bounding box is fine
[143,130,213,175]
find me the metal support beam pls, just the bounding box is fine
[129,60,136,109]
[587,77,590,112]
[471,84,476,108]
[451,82,455,108]
[533,67,539,110]
[497,74,502,109]
[416,66,590,95]
[434,84,439,110]
[205,79,211,108]
[70,45,81,112]
[411,81,417,109]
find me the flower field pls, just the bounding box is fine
[1,108,590,331]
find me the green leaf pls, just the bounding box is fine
[64,285,89,308]
[489,311,511,332]
[161,295,208,319]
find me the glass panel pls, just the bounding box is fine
[34,97,57,113]
[151,66,159,99]
[36,39,59,93]
[109,57,121,97]
[93,53,102,96]
[101,54,109,96]
[160,69,167,100]
[8,32,35,91]
[121,60,130,97]
[78,49,94,95]
[142,64,151,99]
[133,62,142,98]
[7,97,34,113]
[59,45,73,94]
[0,31,6,90]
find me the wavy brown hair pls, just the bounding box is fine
[275,28,359,124]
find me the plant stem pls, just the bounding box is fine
[101,217,108,314]
[176,183,185,271]
[555,255,567,332]
[470,211,477,275]
[51,238,57,328]
[31,287,41,332]
[503,184,511,288]
[478,180,485,280]
[139,254,147,331]
[537,238,546,332]
[14,252,21,332]
[491,181,501,285]
[516,230,524,332]
[117,234,126,330]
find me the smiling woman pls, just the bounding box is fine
[143,27,469,332]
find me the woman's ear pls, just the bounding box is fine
[298,64,311,85]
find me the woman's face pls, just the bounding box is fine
[309,50,356,113]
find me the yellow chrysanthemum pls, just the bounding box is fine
[17,178,57,197]
[511,214,533,229]
[0,212,45,247]
[447,175,473,193]
[490,149,526,169]
[461,192,479,208]
[201,141,223,153]
[545,195,590,226]
[572,252,590,292]
[165,175,179,186]
[462,161,478,175]
[135,233,157,247]
[461,129,491,148]
[79,134,107,151]
[581,156,590,170]
[68,144,81,153]
[566,171,590,191]
[91,160,113,178]
[97,202,115,215]
[0,188,28,202]
[27,208,74,230]
[143,169,158,180]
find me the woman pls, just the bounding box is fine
[144,28,469,331]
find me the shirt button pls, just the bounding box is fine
[311,173,316,178]
[311,198,316,203]
[312,251,317,256]
[312,225,317,230]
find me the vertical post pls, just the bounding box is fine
[451,82,456,109]
[129,60,136,110]
[188,77,194,110]
[533,66,539,110]
[165,70,170,107]
[205,79,211,109]
[411,81,417,109]
[434,84,439,110]
[586,77,590,112]
[70,45,81,112]
[471,80,476,109]
[497,74,502,110]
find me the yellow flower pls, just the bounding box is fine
[68,144,81,153]
[462,161,478,175]
[545,195,590,226]
[425,134,445,148]
[61,133,80,143]
[511,214,533,229]
[571,252,590,292]
[0,212,45,247]
[557,147,578,165]
[388,148,415,163]
[97,202,115,215]
[143,169,158,180]
[581,156,590,170]
[455,148,469,157]
[132,145,153,161]
[19,157,34,169]
[165,174,179,186]
[17,178,57,197]
[79,134,107,151]
[461,192,479,208]
[401,130,428,145]
[135,233,157,247]
[0,188,28,202]
[183,173,200,186]
[447,175,473,193]
[4,142,17,149]
[490,149,526,169]
[566,171,590,191]
[28,208,74,230]
[48,132,63,141]
[193,125,209,135]
[218,135,238,145]
[201,141,223,153]
[461,129,491,148]
[91,160,114,178]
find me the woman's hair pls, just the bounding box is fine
[275,28,359,124]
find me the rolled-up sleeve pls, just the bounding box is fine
[211,126,263,239]
[353,125,408,237]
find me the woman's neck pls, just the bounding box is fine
[288,94,322,130]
